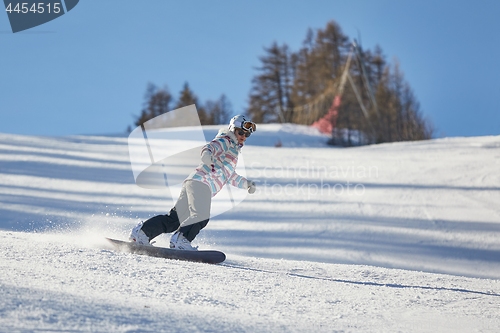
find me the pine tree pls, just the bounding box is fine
[205,94,232,125]
[175,82,210,125]
[373,61,433,143]
[247,42,294,123]
[134,83,173,127]
[290,21,351,126]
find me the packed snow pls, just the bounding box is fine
[0,124,499,332]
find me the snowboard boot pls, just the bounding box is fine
[129,222,151,246]
[170,231,198,251]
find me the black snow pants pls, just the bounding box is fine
[140,209,209,243]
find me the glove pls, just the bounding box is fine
[201,150,214,166]
[247,180,256,194]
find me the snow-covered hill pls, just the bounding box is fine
[1,124,499,332]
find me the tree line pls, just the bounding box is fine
[133,82,232,129]
[247,20,433,145]
[134,20,433,145]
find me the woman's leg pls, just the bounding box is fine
[177,180,212,242]
[140,208,180,240]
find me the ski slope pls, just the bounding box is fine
[0,124,499,332]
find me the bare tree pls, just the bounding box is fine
[247,42,294,123]
[134,83,173,127]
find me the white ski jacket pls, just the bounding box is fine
[187,129,248,196]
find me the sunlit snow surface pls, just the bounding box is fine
[1,125,499,332]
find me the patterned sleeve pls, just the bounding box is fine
[228,172,248,189]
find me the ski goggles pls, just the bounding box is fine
[237,129,252,138]
[240,121,256,133]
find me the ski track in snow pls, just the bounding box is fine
[1,125,500,332]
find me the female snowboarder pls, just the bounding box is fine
[129,115,257,250]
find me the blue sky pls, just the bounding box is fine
[1,0,499,137]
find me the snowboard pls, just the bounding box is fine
[106,238,226,264]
